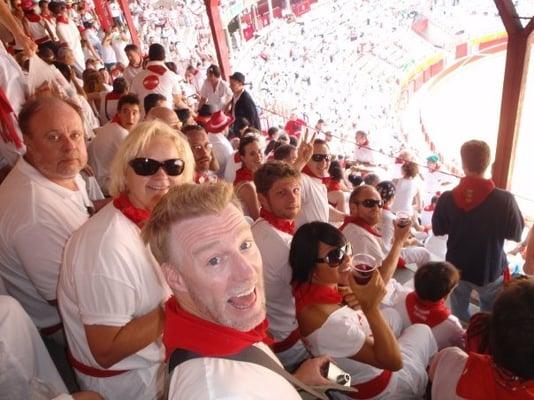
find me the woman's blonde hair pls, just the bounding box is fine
[108,120,195,197]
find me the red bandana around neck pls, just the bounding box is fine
[452,176,495,212]
[292,283,342,315]
[456,353,534,399]
[0,88,23,149]
[56,15,69,24]
[24,11,41,22]
[112,192,150,228]
[327,180,341,192]
[111,114,128,129]
[146,64,167,75]
[163,297,271,360]
[405,292,451,327]
[234,167,254,186]
[302,165,330,186]
[260,208,294,235]
[105,92,121,101]
[339,216,381,237]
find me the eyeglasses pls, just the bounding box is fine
[128,158,185,176]
[190,143,213,153]
[354,199,384,209]
[316,243,352,267]
[311,154,332,162]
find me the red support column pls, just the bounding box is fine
[93,0,112,32]
[205,0,232,80]
[118,0,140,48]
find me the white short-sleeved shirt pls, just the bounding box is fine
[393,291,465,350]
[208,133,233,179]
[131,61,182,109]
[353,145,375,165]
[25,19,49,43]
[391,178,420,215]
[123,64,142,87]
[430,347,468,400]
[168,342,301,400]
[251,219,309,367]
[199,79,232,112]
[88,121,128,195]
[55,19,85,72]
[295,174,329,228]
[58,203,168,399]
[0,159,91,328]
[98,91,118,124]
[378,208,396,251]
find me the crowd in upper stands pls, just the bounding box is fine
[0,0,534,399]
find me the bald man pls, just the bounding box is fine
[146,106,181,130]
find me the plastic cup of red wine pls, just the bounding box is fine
[395,211,411,228]
[351,254,378,285]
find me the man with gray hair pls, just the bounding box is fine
[143,182,333,399]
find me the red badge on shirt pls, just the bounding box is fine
[143,75,159,90]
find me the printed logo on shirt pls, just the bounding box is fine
[143,75,159,90]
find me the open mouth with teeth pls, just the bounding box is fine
[147,184,169,191]
[228,288,257,310]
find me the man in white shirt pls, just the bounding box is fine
[123,44,143,87]
[0,96,92,333]
[182,124,219,183]
[352,130,375,166]
[131,43,185,112]
[88,94,140,195]
[198,64,232,112]
[252,161,310,370]
[142,182,332,400]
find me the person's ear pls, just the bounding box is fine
[161,262,188,293]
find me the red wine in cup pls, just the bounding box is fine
[353,263,373,284]
[397,218,410,228]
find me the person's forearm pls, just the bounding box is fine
[379,239,403,284]
[362,306,402,370]
[0,1,27,40]
[328,205,345,223]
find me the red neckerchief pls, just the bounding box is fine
[339,216,381,237]
[24,11,41,22]
[56,15,69,24]
[0,88,23,149]
[111,114,127,129]
[302,165,330,186]
[146,65,167,75]
[260,208,294,235]
[327,180,341,192]
[234,167,253,186]
[292,283,342,314]
[163,296,271,360]
[423,203,436,212]
[112,192,150,228]
[105,92,121,101]
[452,176,495,212]
[456,353,534,399]
[42,13,53,21]
[405,292,451,328]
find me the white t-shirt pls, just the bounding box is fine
[98,91,118,124]
[430,347,468,400]
[55,19,85,72]
[378,208,396,251]
[393,291,465,350]
[58,203,168,400]
[251,219,309,367]
[391,178,420,215]
[123,64,142,87]
[25,18,49,43]
[208,133,233,179]
[199,79,232,112]
[131,61,182,109]
[88,121,128,195]
[0,159,91,329]
[295,174,329,228]
[353,145,375,165]
[168,342,301,400]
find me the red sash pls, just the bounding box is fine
[405,292,451,328]
[452,176,495,212]
[260,208,294,235]
[234,167,253,186]
[348,370,393,399]
[302,165,330,186]
[67,349,129,378]
[163,297,271,359]
[456,353,534,399]
[112,192,150,228]
[292,283,342,314]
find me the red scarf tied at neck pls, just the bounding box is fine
[452,176,495,212]
[234,167,254,186]
[302,165,330,186]
[163,296,271,360]
[405,292,451,327]
[113,192,150,228]
[24,10,41,22]
[56,15,69,24]
[339,216,381,237]
[292,283,342,314]
[260,208,294,235]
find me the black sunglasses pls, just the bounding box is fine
[316,243,352,267]
[354,199,384,209]
[129,158,185,176]
[311,154,332,162]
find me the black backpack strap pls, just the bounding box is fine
[168,348,202,373]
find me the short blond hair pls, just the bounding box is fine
[108,120,195,196]
[142,182,241,265]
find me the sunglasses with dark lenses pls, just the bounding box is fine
[311,154,332,162]
[355,199,384,209]
[316,243,352,267]
[128,158,185,176]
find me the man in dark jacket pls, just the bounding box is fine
[432,140,524,322]
[227,72,261,137]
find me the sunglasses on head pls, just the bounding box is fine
[129,158,185,176]
[354,199,384,209]
[316,243,352,267]
[311,154,332,162]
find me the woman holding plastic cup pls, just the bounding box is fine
[290,221,437,399]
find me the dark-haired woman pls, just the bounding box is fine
[234,135,263,220]
[290,222,437,399]
[327,160,349,213]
